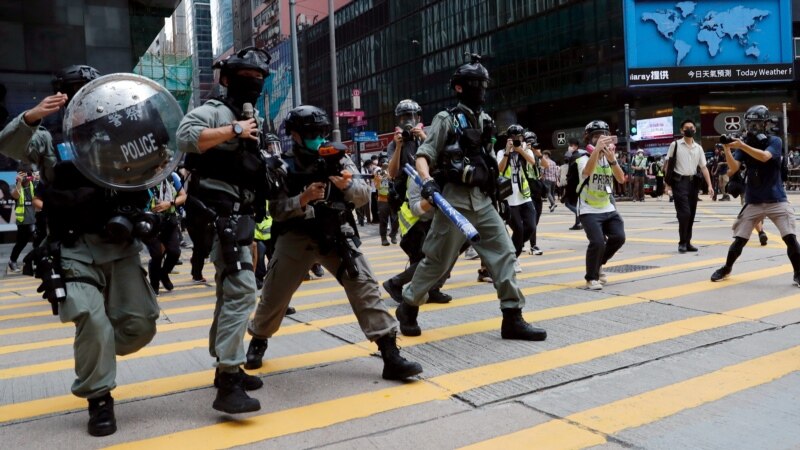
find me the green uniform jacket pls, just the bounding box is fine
[176,99,260,206]
[415,103,494,211]
[0,113,142,264]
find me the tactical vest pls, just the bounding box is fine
[15,183,35,224]
[439,106,497,191]
[579,160,614,209]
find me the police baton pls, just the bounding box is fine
[404,163,480,243]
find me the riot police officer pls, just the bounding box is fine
[245,105,423,381]
[396,54,547,342]
[177,47,275,414]
[0,66,166,436]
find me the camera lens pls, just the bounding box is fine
[512,140,521,147]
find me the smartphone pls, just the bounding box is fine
[608,136,618,144]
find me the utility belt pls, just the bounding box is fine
[273,201,361,281]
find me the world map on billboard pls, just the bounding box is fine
[635,1,781,67]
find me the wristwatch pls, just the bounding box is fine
[609,160,618,166]
[231,122,243,137]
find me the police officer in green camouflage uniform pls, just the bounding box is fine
[245,105,423,381]
[396,54,547,342]
[177,47,274,414]
[0,66,159,437]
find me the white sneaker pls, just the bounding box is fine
[464,247,479,260]
[586,280,603,290]
[531,246,543,256]
[598,268,608,285]
[514,259,522,273]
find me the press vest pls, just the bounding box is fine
[255,202,272,241]
[579,161,614,209]
[502,157,531,200]
[398,201,418,236]
[15,183,34,224]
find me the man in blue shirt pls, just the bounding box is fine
[711,105,800,285]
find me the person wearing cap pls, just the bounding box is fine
[631,149,648,201]
[177,47,274,414]
[395,54,547,342]
[0,66,159,437]
[244,105,423,382]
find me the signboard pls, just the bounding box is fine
[352,119,368,127]
[335,110,364,118]
[623,0,794,86]
[630,116,674,141]
[354,131,379,142]
[712,111,784,135]
[552,127,585,148]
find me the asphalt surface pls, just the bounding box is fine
[1,196,799,449]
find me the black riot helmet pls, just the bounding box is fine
[284,105,332,152]
[506,124,525,137]
[744,105,776,135]
[450,53,491,89]
[450,53,490,111]
[214,46,271,78]
[263,132,282,156]
[52,65,100,98]
[584,120,610,143]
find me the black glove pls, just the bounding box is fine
[420,179,441,203]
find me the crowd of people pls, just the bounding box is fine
[0,46,798,439]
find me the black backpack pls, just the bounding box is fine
[563,150,589,206]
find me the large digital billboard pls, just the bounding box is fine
[624,0,794,86]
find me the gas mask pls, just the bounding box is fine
[226,74,264,109]
[457,80,488,110]
[745,122,769,148]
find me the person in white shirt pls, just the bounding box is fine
[664,119,714,253]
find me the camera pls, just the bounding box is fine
[401,122,414,141]
[719,133,741,145]
[106,205,160,242]
[512,139,521,147]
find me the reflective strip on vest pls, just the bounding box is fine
[15,184,34,224]
[579,164,613,209]
[398,201,419,237]
[503,160,531,199]
[254,215,272,241]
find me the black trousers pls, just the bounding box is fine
[580,211,626,281]
[145,217,182,289]
[672,177,699,246]
[10,223,34,262]
[391,220,450,291]
[528,180,543,247]
[508,202,536,257]
[186,214,213,280]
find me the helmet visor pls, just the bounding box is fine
[463,79,489,88]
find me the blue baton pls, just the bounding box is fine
[404,163,480,243]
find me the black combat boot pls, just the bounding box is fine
[214,367,264,391]
[395,302,421,336]
[426,289,452,304]
[376,334,423,380]
[382,279,404,303]
[501,308,547,341]
[213,370,261,414]
[245,338,268,370]
[87,393,117,437]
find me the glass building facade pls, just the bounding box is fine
[186,0,214,108]
[299,0,799,149]
[212,0,234,58]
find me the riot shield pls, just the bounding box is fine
[62,73,184,191]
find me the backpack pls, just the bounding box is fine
[563,150,589,206]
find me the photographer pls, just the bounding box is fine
[246,105,423,382]
[664,119,714,253]
[711,105,800,285]
[374,162,398,246]
[497,124,537,272]
[144,172,186,295]
[7,169,38,273]
[576,120,626,290]
[522,130,549,255]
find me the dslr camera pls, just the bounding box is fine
[719,133,742,145]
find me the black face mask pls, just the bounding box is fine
[458,85,486,110]
[226,74,264,109]
[682,129,696,138]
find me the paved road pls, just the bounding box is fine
[1,199,799,449]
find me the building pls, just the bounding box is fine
[212,0,234,58]
[298,0,800,154]
[186,0,214,108]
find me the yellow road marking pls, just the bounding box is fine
[461,345,800,449]
[0,261,786,423]
[104,289,800,449]
[538,232,731,247]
